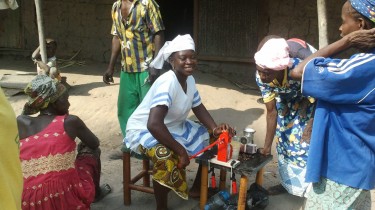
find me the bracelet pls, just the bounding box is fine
[212,127,219,138]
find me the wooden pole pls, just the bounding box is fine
[255,168,264,185]
[123,152,131,205]
[219,169,227,190]
[193,0,199,47]
[317,0,329,49]
[199,164,208,210]
[34,0,47,74]
[237,175,248,210]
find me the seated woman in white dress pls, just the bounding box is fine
[124,34,234,210]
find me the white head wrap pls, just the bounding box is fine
[150,34,195,69]
[254,38,292,71]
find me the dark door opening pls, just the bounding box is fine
[157,0,194,41]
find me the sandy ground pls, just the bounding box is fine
[1,56,373,210]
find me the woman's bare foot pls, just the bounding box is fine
[94,183,112,202]
[188,186,200,198]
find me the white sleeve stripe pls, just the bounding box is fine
[327,56,375,74]
[301,58,318,94]
[334,53,370,69]
[357,88,375,104]
[332,53,369,68]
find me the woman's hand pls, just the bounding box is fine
[299,98,311,119]
[347,28,375,51]
[259,147,271,156]
[301,117,314,144]
[147,67,160,84]
[103,68,114,84]
[281,105,290,117]
[213,123,236,137]
[177,150,190,169]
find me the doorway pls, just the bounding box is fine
[157,0,194,41]
[0,8,21,48]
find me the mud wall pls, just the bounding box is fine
[18,0,112,62]
[1,0,343,71]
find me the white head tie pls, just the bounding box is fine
[150,34,195,69]
[254,38,292,71]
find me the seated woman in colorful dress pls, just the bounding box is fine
[17,75,110,210]
[125,34,234,210]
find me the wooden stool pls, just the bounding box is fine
[122,147,154,205]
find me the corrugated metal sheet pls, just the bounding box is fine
[197,0,258,61]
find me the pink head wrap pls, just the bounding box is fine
[254,38,291,71]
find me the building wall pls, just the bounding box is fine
[20,0,113,62]
[200,0,343,82]
[1,0,343,70]
[197,0,259,61]
[258,0,343,49]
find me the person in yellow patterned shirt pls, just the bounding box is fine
[0,87,23,210]
[103,0,165,159]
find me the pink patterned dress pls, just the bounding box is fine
[20,115,96,210]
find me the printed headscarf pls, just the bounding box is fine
[254,38,292,71]
[149,34,195,69]
[23,75,67,115]
[350,0,375,23]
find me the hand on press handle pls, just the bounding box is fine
[212,124,236,138]
[177,150,190,169]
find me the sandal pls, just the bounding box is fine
[93,183,112,203]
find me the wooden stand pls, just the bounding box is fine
[199,164,266,210]
[197,153,272,210]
